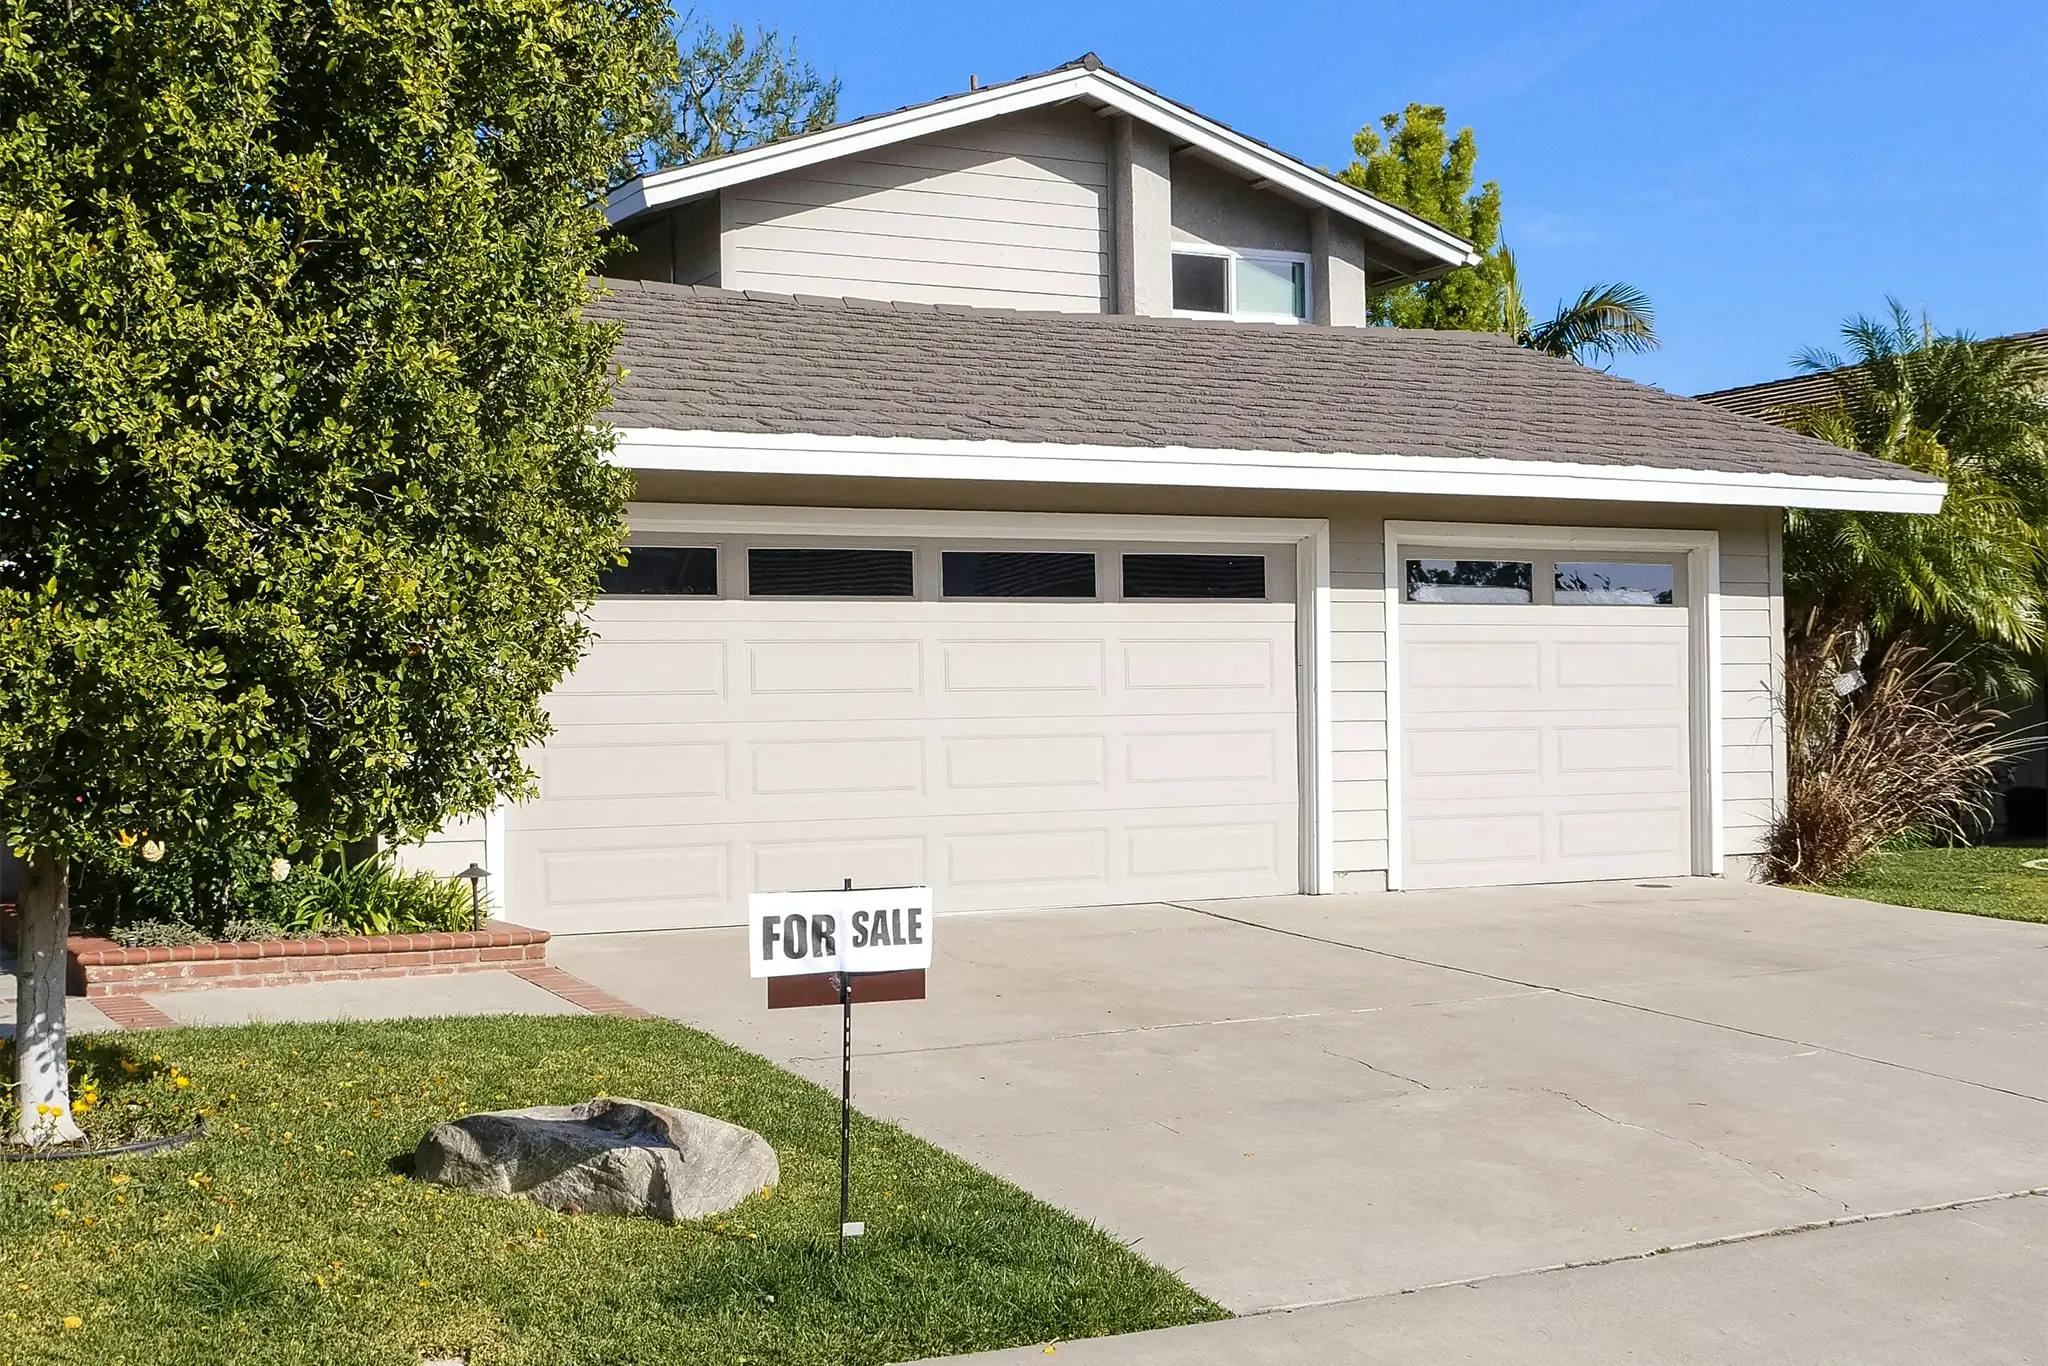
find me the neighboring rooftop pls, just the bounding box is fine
[1695,328,2048,419]
[589,278,1941,490]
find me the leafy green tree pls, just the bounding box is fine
[1761,305,2047,883]
[639,16,840,169]
[1340,104,1510,332]
[1780,303,2048,695]
[0,0,670,1143]
[1341,105,1659,364]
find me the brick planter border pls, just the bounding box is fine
[2,905,548,997]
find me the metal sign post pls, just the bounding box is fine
[749,881,934,1253]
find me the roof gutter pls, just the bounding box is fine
[606,427,1947,515]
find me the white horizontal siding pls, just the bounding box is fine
[722,108,1109,311]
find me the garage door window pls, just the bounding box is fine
[943,551,1096,598]
[748,548,914,597]
[1405,559,1533,604]
[1554,562,1676,605]
[601,547,718,596]
[1123,553,1266,599]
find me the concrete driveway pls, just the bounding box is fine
[555,878,2048,1361]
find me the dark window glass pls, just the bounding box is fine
[748,547,913,597]
[942,551,1096,598]
[600,546,718,596]
[1171,253,1229,314]
[1555,562,1676,606]
[1404,559,1533,604]
[1123,553,1266,599]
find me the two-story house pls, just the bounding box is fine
[412,56,1944,935]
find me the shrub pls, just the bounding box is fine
[1764,622,2042,885]
[72,840,476,940]
[280,855,476,937]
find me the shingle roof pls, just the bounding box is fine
[1694,328,2048,419]
[589,279,1939,487]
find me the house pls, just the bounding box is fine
[406,56,1946,934]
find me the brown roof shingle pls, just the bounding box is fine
[589,279,1938,487]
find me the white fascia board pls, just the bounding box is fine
[608,428,1948,515]
[603,68,1478,271]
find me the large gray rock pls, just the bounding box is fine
[412,1096,777,1222]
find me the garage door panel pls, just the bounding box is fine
[537,741,727,801]
[945,733,1108,790]
[1399,573,1694,890]
[748,638,923,695]
[1554,805,1689,860]
[942,638,1106,694]
[946,827,1109,890]
[750,835,928,897]
[1405,727,1543,780]
[750,736,926,798]
[1123,637,1283,692]
[512,561,1301,930]
[1554,724,1685,775]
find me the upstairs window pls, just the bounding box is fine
[1171,248,1309,323]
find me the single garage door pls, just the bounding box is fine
[1396,549,1694,889]
[507,537,1301,933]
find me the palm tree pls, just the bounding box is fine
[1779,302,2047,695]
[1497,246,1660,365]
[1759,303,2048,883]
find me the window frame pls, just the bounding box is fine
[1169,245,1312,324]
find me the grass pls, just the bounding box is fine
[0,1015,1224,1365]
[1815,839,2048,923]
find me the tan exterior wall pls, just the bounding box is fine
[718,109,1112,311]
[627,472,1791,884]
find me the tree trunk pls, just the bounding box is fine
[12,851,84,1146]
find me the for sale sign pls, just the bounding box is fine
[748,886,935,979]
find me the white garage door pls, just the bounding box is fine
[1397,549,1695,890]
[508,538,1301,933]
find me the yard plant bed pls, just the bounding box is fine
[0,1015,1222,1364]
[1817,840,2048,924]
[0,908,548,996]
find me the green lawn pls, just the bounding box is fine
[0,1016,1223,1365]
[1816,840,2048,923]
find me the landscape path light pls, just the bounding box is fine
[456,863,490,932]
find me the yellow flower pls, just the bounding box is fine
[116,831,138,849]
[53,1209,71,1220]
[119,1061,139,1074]
[62,1315,83,1330]
[109,1174,130,1186]
[50,1183,68,1193]
[172,1076,191,1089]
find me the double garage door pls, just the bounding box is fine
[507,536,1303,933]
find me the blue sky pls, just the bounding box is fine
[715,0,2048,395]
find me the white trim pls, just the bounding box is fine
[610,428,1949,515]
[1382,521,1724,890]
[1170,245,1312,324]
[623,502,1334,896]
[605,66,1480,271]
